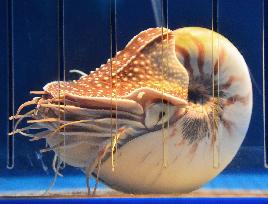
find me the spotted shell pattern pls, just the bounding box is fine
[44,28,188,100]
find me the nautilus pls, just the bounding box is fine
[11,27,252,194]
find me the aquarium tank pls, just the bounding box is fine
[0,0,267,199]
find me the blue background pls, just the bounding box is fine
[0,0,267,200]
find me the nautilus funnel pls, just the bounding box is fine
[11,27,252,194]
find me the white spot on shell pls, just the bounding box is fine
[137,91,145,100]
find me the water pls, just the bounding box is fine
[0,0,266,197]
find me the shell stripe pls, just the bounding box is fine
[224,93,250,106]
[220,75,243,90]
[175,45,193,77]
[213,48,226,75]
[187,34,205,79]
[221,117,235,134]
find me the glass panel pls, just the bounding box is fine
[0,0,266,198]
[1,0,59,196]
[0,0,8,172]
[213,0,266,195]
[55,0,111,195]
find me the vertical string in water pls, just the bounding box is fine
[109,0,118,171]
[165,0,169,168]
[114,0,118,168]
[109,0,113,171]
[57,0,66,169]
[7,0,15,169]
[215,24,220,169]
[263,0,267,168]
[113,0,118,171]
[161,0,168,168]
[212,0,220,169]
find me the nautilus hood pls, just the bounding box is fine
[43,28,189,111]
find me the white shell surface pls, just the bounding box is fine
[99,112,251,194]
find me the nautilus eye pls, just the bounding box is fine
[144,102,177,129]
[11,27,252,194]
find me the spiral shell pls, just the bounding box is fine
[12,27,252,194]
[96,27,252,193]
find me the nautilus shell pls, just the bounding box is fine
[12,27,252,194]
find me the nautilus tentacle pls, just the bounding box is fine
[11,27,252,194]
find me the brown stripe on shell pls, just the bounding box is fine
[175,139,186,148]
[175,45,193,78]
[220,75,244,90]
[213,48,226,75]
[224,93,250,107]
[187,34,205,79]
[221,117,235,135]
[188,142,198,162]
[189,142,198,155]
[169,126,178,138]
